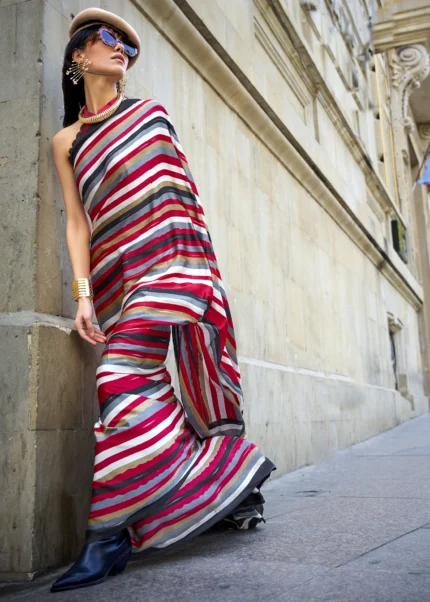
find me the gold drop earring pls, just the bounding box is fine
[66,57,92,85]
[118,75,128,96]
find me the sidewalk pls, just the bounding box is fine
[3,413,430,602]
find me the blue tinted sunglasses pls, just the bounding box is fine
[96,26,138,58]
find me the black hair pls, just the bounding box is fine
[61,23,123,127]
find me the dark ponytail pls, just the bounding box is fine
[61,24,121,127]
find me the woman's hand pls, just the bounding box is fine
[74,297,107,346]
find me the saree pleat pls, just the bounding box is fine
[70,97,275,557]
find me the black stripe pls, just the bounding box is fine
[92,432,193,495]
[91,185,197,246]
[69,98,141,165]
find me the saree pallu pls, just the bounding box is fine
[69,97,276,558]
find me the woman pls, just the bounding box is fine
[51,7,276,593]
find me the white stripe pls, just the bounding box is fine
[77,100,156,199]
[96,373,129,388]
[125,295,204,313]
[87,138,186,212]
[102,383,171,427]
[98,149,187,212]
[94,402,183,472]
[90,216,204,279]
[132,276,213,287]
[75,100,146,165]
[184,437,218,480]
[96,363,167,377]
[156,456,266,547]
[93,307,122,334]
[92,171,194,231]
[103,393,140,426]
[79,103,177,203]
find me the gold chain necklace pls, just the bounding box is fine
[78,91,124,124]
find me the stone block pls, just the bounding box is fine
[0,2,41,311]
[0,319,99,578]
[241,362,297,475]
[0,325,30,432]
[35,203,62,316]
[30,324,83,431]
[0,429,36,578]
[226,226,244,292]
[81,337,103,430]
[222,0,254,47]
[204,85,222,152]
[61,208,76,320]
[0,197,37,313]
[0,1,42,103]
[235,118,254,182]
[287,279,306,350]
[32,429,95,571]
[186,0,227,47]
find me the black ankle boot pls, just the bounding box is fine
[50,528,131,592]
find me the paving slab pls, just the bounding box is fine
[271,566,430,602]
[342,528,430,574]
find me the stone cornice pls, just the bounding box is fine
[132,0,423,310]
[265,0,405,225]
[373,0,430,53]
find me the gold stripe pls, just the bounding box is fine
[133,447,260,550]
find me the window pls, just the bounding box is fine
[388,313,405,394]
[389,329,398,390]
[390,219,408,263]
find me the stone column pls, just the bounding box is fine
[387,44,430,398]
[388,45,429,275]
[0,1,99,580]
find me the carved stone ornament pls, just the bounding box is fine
[391,44,430,134]
[418,123,430,139]
[387,312,403,333]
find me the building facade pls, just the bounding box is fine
[1,0,430,580]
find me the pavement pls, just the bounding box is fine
[3,413,430,602]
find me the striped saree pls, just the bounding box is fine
[69,96,275,558]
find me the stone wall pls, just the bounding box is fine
[1,0,429,579]
[0,0,99,580]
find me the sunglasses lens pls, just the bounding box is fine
[123,43,138,57]
[99,28,138,58]
[100,29,116,46]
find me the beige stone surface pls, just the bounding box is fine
[0,321,99,577]
[0,429,36,578]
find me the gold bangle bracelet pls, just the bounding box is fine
[72,278,93,302]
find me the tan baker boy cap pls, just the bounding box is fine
[69,8,141,69]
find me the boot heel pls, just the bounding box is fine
[109,548,131,576]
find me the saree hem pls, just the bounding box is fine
[84,457,275,558]
[128,456,275,560]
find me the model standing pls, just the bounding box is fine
[51,8,276,592]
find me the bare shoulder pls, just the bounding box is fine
[52,122,81,160]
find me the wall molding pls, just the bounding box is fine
[132,0,423,310]
[254,5,312,124]
[373,1,430,53]
[238,355,401,393]
[265,0,406,228]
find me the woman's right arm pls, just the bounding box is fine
[52,130,106,346]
